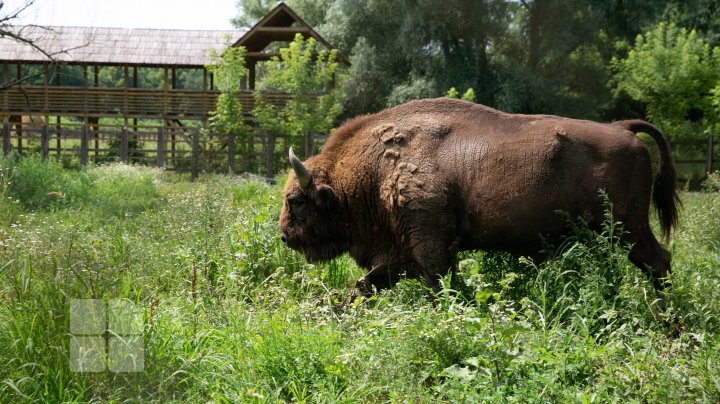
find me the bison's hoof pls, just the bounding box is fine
[354,277,378,297]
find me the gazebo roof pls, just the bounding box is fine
[233,3,349,65]
[0,26,243,67]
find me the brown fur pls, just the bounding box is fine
[279,98,680,295]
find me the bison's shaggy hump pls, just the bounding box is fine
[280,98,679,303]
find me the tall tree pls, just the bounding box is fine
[232,0,331,28]
[253,34,343,159]
[491,0,668,118]
[230,0,699,122]
[323,0,510,115]
[613,22,720,146]
[206,43,251,172]
[662,0,720,45]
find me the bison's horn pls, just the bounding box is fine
[289,148,312,189]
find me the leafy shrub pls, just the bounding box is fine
[703,171,720,192]
[2,154,162,215]
[4,154,83,209]
[0,155,21,225]
[87,164,162,216]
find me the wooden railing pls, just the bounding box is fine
[1,86,292,119]
[0,120,302,179]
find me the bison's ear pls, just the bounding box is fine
[313,184,338,209]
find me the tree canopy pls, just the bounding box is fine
[253,34,344,158]
[234,0,720,134]
[613,23,720,144]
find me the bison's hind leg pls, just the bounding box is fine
[626,227,672,302]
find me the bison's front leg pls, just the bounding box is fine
[406,215,460,294]
[353,263,406,296]
[410,243,456,293]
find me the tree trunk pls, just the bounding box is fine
[525,0,546,72]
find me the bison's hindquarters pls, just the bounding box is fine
[612,120,679,301]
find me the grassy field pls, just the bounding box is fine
[1,154,719,402]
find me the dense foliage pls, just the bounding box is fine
[235,0,720,141]
[207,43,252,172]
[1,155,719,401]
[253,34,344,159]
[613,23,720,146]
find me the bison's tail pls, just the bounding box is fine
[615,119,681,242]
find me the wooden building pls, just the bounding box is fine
[0,3,345,176]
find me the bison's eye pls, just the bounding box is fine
[287,196,309,220]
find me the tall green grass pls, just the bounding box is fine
[0,155,719,402]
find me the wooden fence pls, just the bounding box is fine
[674,135,718,181]
[1,86,294,119]
[0,120,301,180]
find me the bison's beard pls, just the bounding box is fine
[280,215,352,264]
[298,241,349,263]
[283,235,349,263]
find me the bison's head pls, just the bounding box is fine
[279,149,350,263]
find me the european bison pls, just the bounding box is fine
[279,98,680,298]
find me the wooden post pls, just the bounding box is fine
[227,131,235,174]
[56,116,61,156]
[41,125,49,159]
[2,63,8,113]
[43,62,49,119]
[123,65,129,116]
[90,118,99,157]
[80,124,89,166]
[708,134,716,174]
[266,131,275,178]
[163,66,169,116]
[191,128,200,181]
[16,121,22,153]
[171,131,176,161]
[2,122,10,155]
[248,61,256,90]
[120,126,129,163]
[157,126,165,168]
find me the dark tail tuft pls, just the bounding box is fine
[614,120,681,243]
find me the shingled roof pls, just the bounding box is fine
[0,26,244,67]
[233,3,349,65]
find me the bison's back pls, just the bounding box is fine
[437,113,653,252]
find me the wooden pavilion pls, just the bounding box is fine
[0,3,345,176]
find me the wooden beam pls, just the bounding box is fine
[252,26,311,34]
[246,51,281,61]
